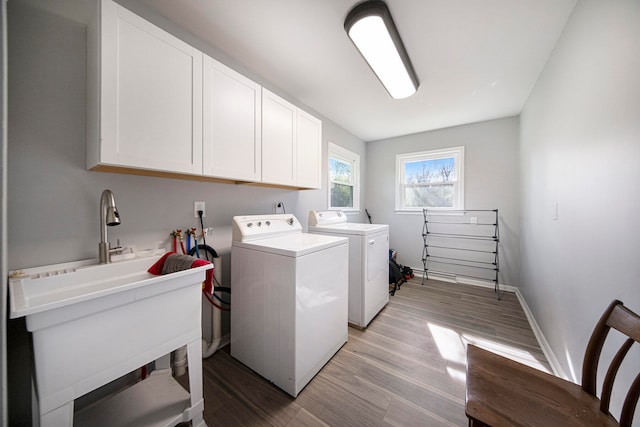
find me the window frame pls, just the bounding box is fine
[328,142,360,212]
[395,146,465,213]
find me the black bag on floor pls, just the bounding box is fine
[389,258,402,284]
[402,265,414,280]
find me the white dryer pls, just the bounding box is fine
[231,214,348,397]
[308,210,389,328]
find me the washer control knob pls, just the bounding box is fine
[287,218,294,226]
[265,221,271,226]
[247,223,253,228]
[257,221,262,227]
[337,211,343,217]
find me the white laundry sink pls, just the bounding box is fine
[8,254,211,426]
[10,251,171,322]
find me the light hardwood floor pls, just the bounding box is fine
[186,279,550,426]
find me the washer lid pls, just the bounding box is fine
[233,233,348,257]
[308,222,389,236]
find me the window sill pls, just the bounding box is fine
[395,209,464,216]
[329,207,360,213]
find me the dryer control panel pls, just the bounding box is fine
[308,210,347,227]
[232,214,301,242]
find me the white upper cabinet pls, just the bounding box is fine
[296,109,322,189]
[202,55,261,181]
[261,88,296,187]
[88,0,321,189]
[88,0,203,175]
[262,89,322,188]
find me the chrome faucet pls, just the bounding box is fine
[99,189,121,264]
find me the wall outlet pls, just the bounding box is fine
[194,201,206,218]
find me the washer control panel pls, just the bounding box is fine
[232,214,301,242]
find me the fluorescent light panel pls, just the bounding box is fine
[345,1,419,99]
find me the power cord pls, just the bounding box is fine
[198,210,207,246]
[274,201,286,214]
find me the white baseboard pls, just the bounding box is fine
[412,269,517,293]
[413,267,567,378]
[513,289,567,379]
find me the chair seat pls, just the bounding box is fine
[465,345,619,427]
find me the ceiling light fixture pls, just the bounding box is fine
[344,0,419,99]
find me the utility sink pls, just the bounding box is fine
[11,251,173,321]
[9,254,211,427]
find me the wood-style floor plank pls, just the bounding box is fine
[185,279,550,426]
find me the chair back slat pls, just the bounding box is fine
[600,338,634,413]
[620,372,640,427]
[582,300,622,396]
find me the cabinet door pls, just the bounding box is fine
[203,55,261,181]
[99,0,203,174]
[296,110,322,189]
[261,88,296,186]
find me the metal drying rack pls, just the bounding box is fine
[422,209,501,300]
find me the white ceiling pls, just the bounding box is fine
[26,0,578,142]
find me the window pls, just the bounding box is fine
[396,146,464,211]
[328,142,360,211]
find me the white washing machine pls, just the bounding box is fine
[230,214,349,397]
[308,210,389,328]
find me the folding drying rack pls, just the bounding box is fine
[422,209,501,299]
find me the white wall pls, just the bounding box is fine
[519,0,640,419]
[366,117,521,287]
[5,0,365,421]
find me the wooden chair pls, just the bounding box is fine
[465,300,640,427]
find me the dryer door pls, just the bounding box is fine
[367,232,389,281]
[364,231,390,326]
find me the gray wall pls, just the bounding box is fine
[366,117,521,287]
[519,0,640,418]
[6,1,365,422]
[7,0,366,272]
